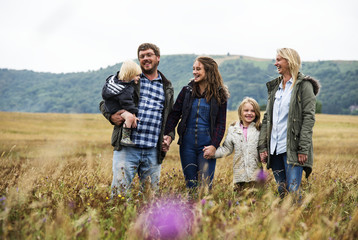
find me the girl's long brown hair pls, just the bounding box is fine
[192,56,230,104]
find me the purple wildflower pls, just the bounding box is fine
[68,201,75,209]
[256,169,268,183]
[135,198,194,239]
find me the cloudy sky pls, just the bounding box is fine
[0,0,357,73]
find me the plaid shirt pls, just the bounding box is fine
[132,73,165,148]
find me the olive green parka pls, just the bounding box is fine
[258,72,320,177]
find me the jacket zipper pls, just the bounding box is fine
[195,98,201,145]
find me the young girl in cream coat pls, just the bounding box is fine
[205,97,261,189]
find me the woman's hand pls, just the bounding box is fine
[298,153,308,165]
[260,151,268,163]
[203,145,216,159]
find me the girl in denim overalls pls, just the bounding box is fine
[164,57,230,190]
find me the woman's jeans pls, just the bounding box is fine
[180,128,216,189]
[111,147,160,196]
[270,152,303,198]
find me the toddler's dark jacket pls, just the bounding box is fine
[102,74,138,115]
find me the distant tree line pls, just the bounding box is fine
[0,55,357,115]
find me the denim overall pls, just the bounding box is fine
[179,97,216,188]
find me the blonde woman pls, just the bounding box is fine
[258,48,320,199]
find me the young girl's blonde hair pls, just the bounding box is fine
[237,97,261,130]
[118,60,142,81]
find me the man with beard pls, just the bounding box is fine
[100,43,175,196]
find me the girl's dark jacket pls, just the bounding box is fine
[258,72,321,177]
[164,80,227,149]
[99,71,174,164]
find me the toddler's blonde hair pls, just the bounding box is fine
[118,60,142,82]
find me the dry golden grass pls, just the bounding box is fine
[0,111,357,239]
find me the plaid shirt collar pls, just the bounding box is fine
[140,72,162,82]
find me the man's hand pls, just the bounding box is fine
[298,153,308,165]
[110,110,125,125]
[260,151,268,163]
[162,135,172,152]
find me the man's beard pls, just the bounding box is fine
[141,61,159,75]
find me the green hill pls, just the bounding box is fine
[0,54,357,114]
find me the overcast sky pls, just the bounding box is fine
[0,0,357,73]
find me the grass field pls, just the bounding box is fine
[0,111,357,239]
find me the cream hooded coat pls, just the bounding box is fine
[215,121,260,183]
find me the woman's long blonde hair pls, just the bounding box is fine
[237,97,261,130]
[276,48,301,86]
[193,56,230,104]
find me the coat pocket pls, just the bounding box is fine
[290,118,301,151]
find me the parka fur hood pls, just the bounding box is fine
[302,75,321,96]
[266,74,321,96]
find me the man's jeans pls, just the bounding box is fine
[270,152,303,198]
[111,147,161,196]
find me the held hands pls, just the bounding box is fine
[162,135,172,152]
[258,151,307,165]
[203,145,216,159]
[260,151,268,163]
[298,153,308,165]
